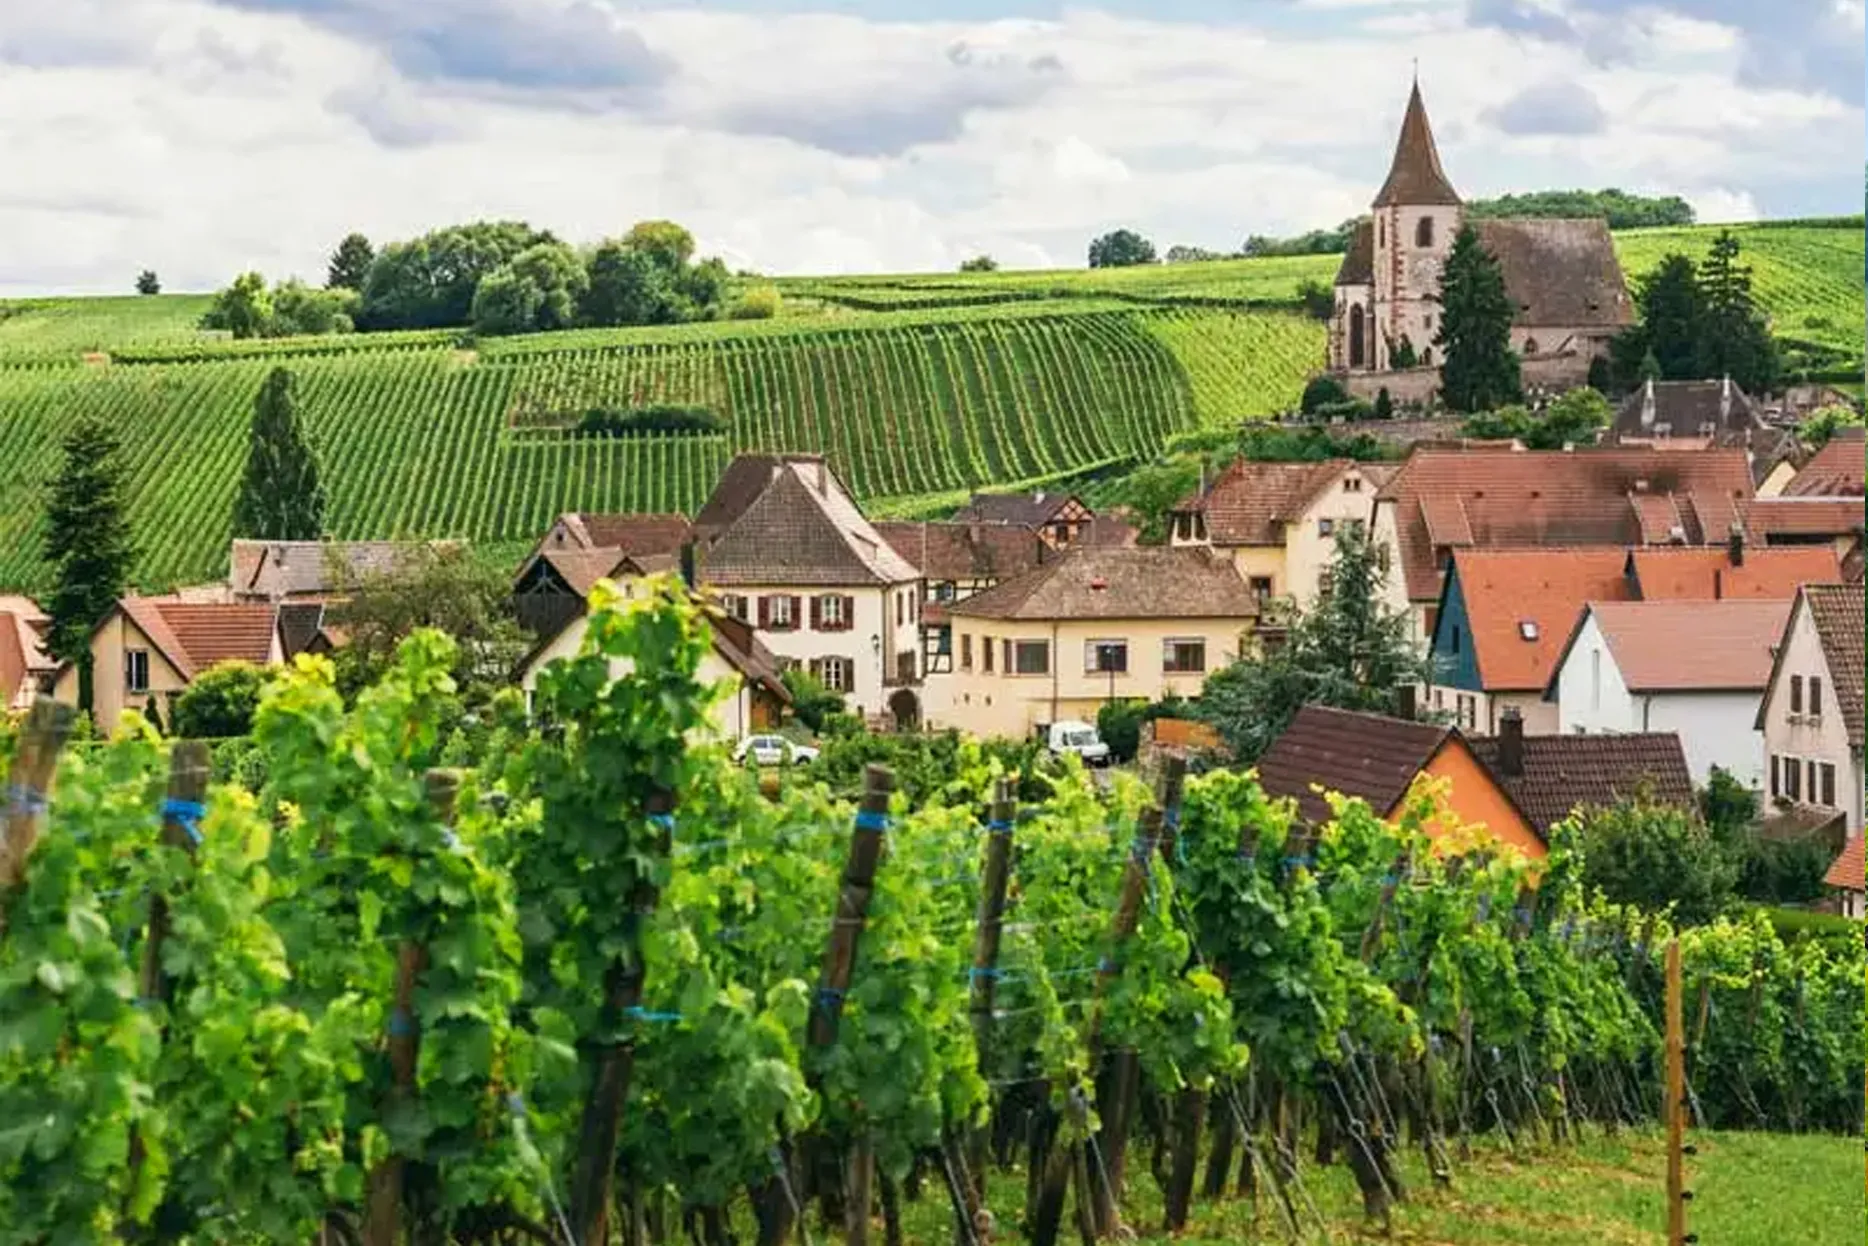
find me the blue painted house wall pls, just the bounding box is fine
[1428,561,1484,692]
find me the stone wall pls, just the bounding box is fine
[1335,350,1596,408]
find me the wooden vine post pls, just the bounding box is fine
[962,778,1018,1219]
[137,741,211,1007]
[0,700,76,937]
[1664,939,1689,1246]
[365,769,459,1246]
[570,786,677,1246]
[810,764,895,1246]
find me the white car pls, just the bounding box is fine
[734,734,819,767]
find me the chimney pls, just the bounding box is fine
[1393,684,1417,722]
[1497,706,1524,777]
[1639,377,1656,429]
[679,539,697,588]
[1727,520,1744,568]
[1632,478,1650,494]
[1719,375,1732,426]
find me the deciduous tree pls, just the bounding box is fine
[1087,229,1157,268]
[135,270,160,295]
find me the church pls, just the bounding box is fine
[1329,81,1634,395]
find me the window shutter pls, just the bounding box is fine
[789,597,802,630]
[1791,675,1803,713]
[841,595,856,631]
[809,658,823,681]
[1811,677,1823,716]
[758,596,771,628]
[810,596,823,631]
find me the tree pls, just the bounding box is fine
[1624,254,1703,381]
[1300,374,1350,415]
[1586,353,1614,394]
[1088,229,1157,269]
[1373,388,1394,421]
[1434,224,1521,413]
[1697,230,1781,393]
[781,668,845,734]
[326,233,375,291]
[1524,385,1611,450]
[1295,278,1335,321]
[171,661,270,738]
[1799,403,1864,449]
[357,221,551,330]
[325,545,529,707]
[623,220,697,273]
[959,255,999,273]
[1388,336,1419,369]
[1199,525,1425,763]
[233,367,326,541]
[271,280,357,336]
[135,270,161,296]
[582,241,676,327]
[471,241,588,336]
[42,417,136,714]
[1570,795,1737,926]
[201,271,274,339]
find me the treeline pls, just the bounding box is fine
[201,220,781,341]
[1234,188,1697,258]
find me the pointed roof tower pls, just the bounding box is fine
[1372,78,1461,208]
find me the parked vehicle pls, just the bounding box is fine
[733,734,819,767]
[1040,720,1111,766]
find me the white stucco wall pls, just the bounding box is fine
[1283,468,1382,609]
[708,583,919,719]
[1555,613,1765,788]
[1760,601,1865,831]
[519,613,759,741]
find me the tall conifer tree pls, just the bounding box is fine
[233,367,326,541]
[1434,224,1522,413]
[43,417,136,713]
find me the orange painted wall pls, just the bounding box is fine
[1417,740,1547,860]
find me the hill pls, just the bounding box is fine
[0,220,1857,594]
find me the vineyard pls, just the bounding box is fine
[0,585,1860,1245]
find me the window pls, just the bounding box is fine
[1318,518,1335,538]
[1378,218,1384,247]
[1770,755,1781,799]
[1450,626,1461,654]
[896,592,905,627]
[811,657,851,694]
[1003,639,1012,674]
[1085,640,1128,675]
[1518,620,1538,641]
[1318,569,1335,599]
[125,649,150,695]
[763,594,798,630]
[960,633,973,671]
[1415,216,1434,247]
[1345,477,1362,493]
[1820,762,1836,808]
[1790,675,1803,714]
[1163,638,1207,674]
[1248,576,1274,607]
[1785,756,1802,801]
[983,635,994,673]
[1433,689,1445,710]
[1807,759,1818,804]
[1523,337,1539,356]
[1013,641,1050,676]
[1590,649,1602,712]
[1345,518,1366,540]
[935,582,956,603]
[721,594,749,622]
[1456,694,1476,730]
[1810,677,1823,718]
[815,594,850,631]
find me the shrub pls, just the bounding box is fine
[1373,388,1394,421]
[172,661,271,739]
[574,404,725,437]
[1571,796,1738,926]
[781,668,845,734]
[730,285,782,320]
[1300,374,1349,415]
[1295,278,1335,321]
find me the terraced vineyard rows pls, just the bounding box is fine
[0,307,1323,591]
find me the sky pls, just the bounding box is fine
[0,0,1861,295]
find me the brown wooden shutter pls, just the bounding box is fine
[809,596,823,631]
[758,596,771,628]
[841,595,856,631]
[788,596,802,630]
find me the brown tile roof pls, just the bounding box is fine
[1378,447,1757,603]
[1474,218,1634,330]
[1611,379,1764,439]
[1468,732,1696,834]
[1442,549,1631,692]
[536,548,638,599]
[0,615,26,710]
[1824,835,1863,893]
[119,597,279,681]
[693,454,790,540]
[0,597,52,679]
[1746,496,1865,540]
[1173,459,1358,546]
[1784,428,1864,498]
[277,602,329,659]
[700,460,919,587]
[1567,599,1790,693]
[1373,82,1460,208]
[1627,545,1841,601]
[947,546,1256,622]
[872,521,1047,583]
[230,540,460,601]
[1080,512,1141,548]
[1255,706,1457,827]
[707,611,790,702]
[1335,219,1375,287]
[552,512,693,555]
[951,492,1084,528]
[1803,583,1865,748]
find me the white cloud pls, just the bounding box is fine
[0,0,1856,295]
[1685,187,1763,222]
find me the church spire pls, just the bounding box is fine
[1372,78,1461,209]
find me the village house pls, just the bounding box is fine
[0,597,54,712]
[936,546,1256,739]
[1426,542,1839,735]
[229,538,461,602]
[1373,446,1758,649]
[693,455,923,727]
[1328,80,1632,400]
[1823,837,1864,919]
[1605,378,1802,493]
[52,596,286,730]
[1166,458,1398,610]
[872,521,1048,679]
[1546,599,1790,788]
[1780,427,1864,498]
[950,492,1096,550]
[1755,583,1864,834]
[1254,705,1546,858]
[518,599,790,742]
[1468,709,1698,841]
[512,512,693,637]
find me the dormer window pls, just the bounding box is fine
[1518,621,1538,641]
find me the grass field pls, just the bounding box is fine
[0,219,1856,593]
[876,1130,1860,1246]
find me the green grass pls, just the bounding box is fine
[0,294,217,358]
[873,1130,1860,1246]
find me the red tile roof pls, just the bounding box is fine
[1746,497,1865,540]
[946,546,1257,621]
[1378,447,1756,602]
[1823,836,1863,893]
[1173,459,1363,546]
[1784,428,1864,498]
[1803,584,1865,748]
[0,615,26,710]
[1569,600,1790,693]
[872,521,1047,583]
[1445,549,1631,692]
[1627,546,1841,601]
[119,597,278,681]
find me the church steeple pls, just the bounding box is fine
[1372,79,1461,209]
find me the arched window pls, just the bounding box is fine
[1349,305,1367,369]
[1377,218,1384,248]
[1421,347,1433,366]
[1523,336,1539,356]
[1415,216,1434,247]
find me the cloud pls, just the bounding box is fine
[327,78,474,148]
[202,0,672,96]
[1487,80,1609,134]
[0,0,160,68]
[1466,0,1576,40]
[1684,187,1761,221]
